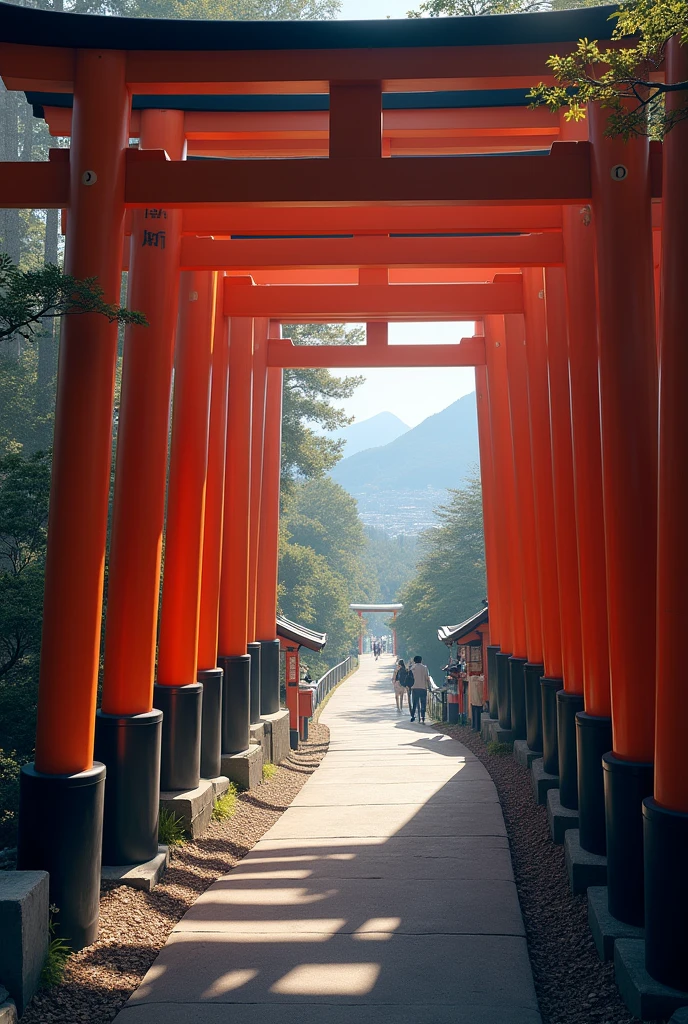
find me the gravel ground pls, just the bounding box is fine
[434,721,662,1024]
[22,721,330,1024]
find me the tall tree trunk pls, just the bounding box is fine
[1,86,22,358]
[38,207,60,411]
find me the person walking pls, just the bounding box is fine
[392,658,410,713]
[468,669,485,731]
[409,654,431,723]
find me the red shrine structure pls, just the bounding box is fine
[1,0,687,1005]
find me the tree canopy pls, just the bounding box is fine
[529,0,688,138]
[0,254,147,344]
[407,0,547,18]
[280,323,364,486]
[279,476,376,675]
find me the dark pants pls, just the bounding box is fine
[411,689,427,721]
[471,704,482,731]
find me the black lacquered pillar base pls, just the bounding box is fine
[557,689,584,810]
[495,651,512,730]
[576,712,612,855]
[94,709,162,865]
[219,653,250,755]
[524,662,544,752]
[198,668,223,780]
[541,677,561,776]
[154,682,202,791]
[18,762,105,950]
[248,642,262,726]
[643,798,688,991]
[487,645,500,720]
[603,752,654,926]
[508,656,528,740]
[259,639,281,716]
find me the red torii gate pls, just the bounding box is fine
[350,603,403,656]
[0,1,686,1001]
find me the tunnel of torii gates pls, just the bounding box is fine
[0,0,687,995]
[350,603,403,656]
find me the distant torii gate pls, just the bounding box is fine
[350,603,403,657]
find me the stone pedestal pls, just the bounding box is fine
[615,939,688,1021]
[564,829,607,895]
[513,739,540,770]
[547,787,579,844]
[221,745,263,791]
[262,708,291,765]
[587,885,644,963]
[0,871,48,1013]
[531,758,559,806]
[101,846,170,892]
[160,776,229,838]
[250,721,270,764]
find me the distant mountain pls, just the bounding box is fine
[330,394,480,534]
[328,411,409,458]
[331,392,479,493]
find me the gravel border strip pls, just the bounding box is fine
[433,722,661,1024]
[22,721,330,1024]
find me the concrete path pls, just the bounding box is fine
[115,654,541,1024]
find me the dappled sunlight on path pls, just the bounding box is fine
[114,654,541,1024]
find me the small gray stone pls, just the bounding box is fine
[0,997,18,1024]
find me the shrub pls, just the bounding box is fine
[487,741,513,756]
[158,808,186,847]
[262,762,278,782]
[0,749,21,850]
[41,907,71,988]
[212,784,239,821]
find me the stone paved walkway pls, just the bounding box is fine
[115,654,541,1024]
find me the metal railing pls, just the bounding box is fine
[313,655,356,707]
[428,687,448,723]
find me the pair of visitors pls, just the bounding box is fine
[409,654,431,723]
[392,658,411,713]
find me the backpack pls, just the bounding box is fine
[404,667,416,688]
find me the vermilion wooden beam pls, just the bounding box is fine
[186,135,557,158]
[180,205,565,234]
[0,151,68,208]
[223,276,522,321]
[125,144,591,207]
[42,104,561,141]
[180,233,563,270]
[268,336,486,367]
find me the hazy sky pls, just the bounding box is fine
[331,322,478,428]
[338,0,413,19]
